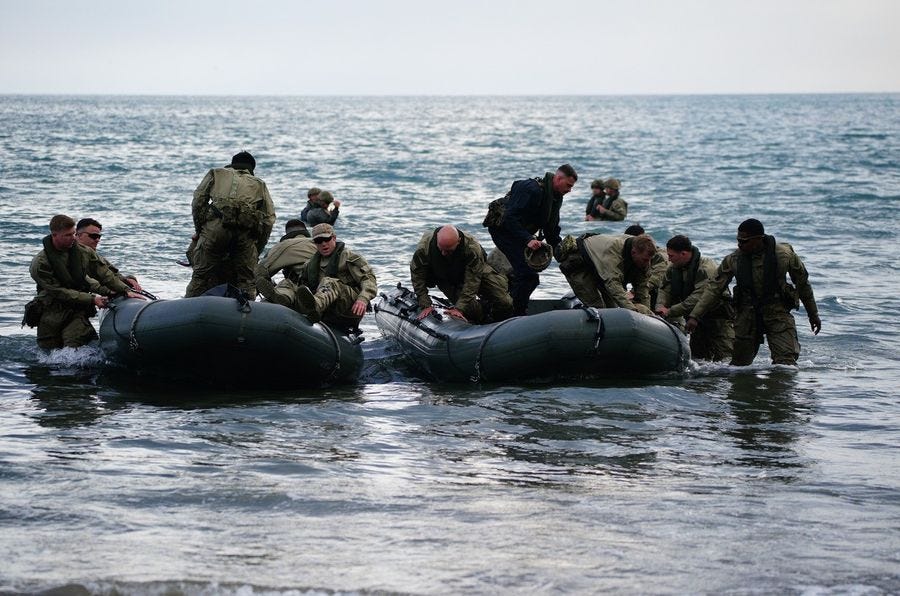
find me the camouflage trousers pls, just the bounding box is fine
[731,304,800,366]
[185,219,259,298]
[439,270,513,323]
[36,303,97,349]
[689,316,735,362]
[559,256,608,308]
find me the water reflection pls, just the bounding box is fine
[24,365,115,429]
[722,368,814,476]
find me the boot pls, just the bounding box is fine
[295,286,321,323]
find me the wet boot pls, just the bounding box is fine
[295,286,321,323]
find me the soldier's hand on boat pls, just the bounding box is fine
[809,314,822,335]
[125,277,143,292]
[633,304,654,316]
[351,299,367,317]
[655,305,670,317]
[445,308,467,322]
[125,291,147,300]
[685,316,699,333]
[417,306,435,320]
[93,294,110,308]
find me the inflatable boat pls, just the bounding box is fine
[98,294,364,387]
[373,284,690,382]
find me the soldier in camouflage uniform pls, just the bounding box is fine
[185,151,276,298]
[685,219,822,366]
[655,235,735,362]
[75,218,142,294]
[410,225,513,324]
[29,214,141,349]
[585,178,628,222]
[556,233,657,316]
[257,223,377,328]
[253,219,317,306]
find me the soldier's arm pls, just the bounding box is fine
[87,251,132,295]
[632,275,651,308]
[453,249,484,313]
[348,255,378,304]
[191,169,215,232]
[655,270,673,310]
[786,248,818,318]
[499,180,540,245]
[409,247,433,309]
[605,198,628,221]
[255,185,276,254]
[689,256,734,319]
[669,265,712,319]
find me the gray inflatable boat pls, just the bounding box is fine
[374,284,690,382]
[99,295,364,387]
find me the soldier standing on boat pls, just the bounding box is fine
[685,219,821,366]
[185,151,276,298]
[27,214,143,349]
[555,233,657,315]
[655,235,735,362]
[410,225,513,324]
[483,164,578,316]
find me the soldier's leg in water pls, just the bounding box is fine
[766,311,800,365]
[730,307,760,366]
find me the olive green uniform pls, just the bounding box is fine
[647,245,669,309]
[657,252,734,362]
[30,240,132,349]
[253,233,317,305]
[409,229,513,323]
[559,234,653,314]
[259,243,377,327]
[87,253,136,295]
[689,238,818,366]
[185,166,276,297]
[587,195,628,221]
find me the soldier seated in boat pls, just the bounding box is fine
[655,235,735,362]
[410,225,513,324]
[27,214,144,349]
[254,219,317,305]
[75,218,142,293]
[556,233,657,316]
[256,223,377,327]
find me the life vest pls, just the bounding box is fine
[668,246,701,303]
[40,236,90,293]
[735,235,780,307]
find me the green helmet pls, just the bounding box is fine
[524,243,553,272]
[604,178,621,190]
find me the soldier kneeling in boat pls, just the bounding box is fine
[556,233,657,316]
[410,225,513,324]
[256,223,377,328]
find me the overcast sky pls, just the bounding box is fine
[1,0,898,95]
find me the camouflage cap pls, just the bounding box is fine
[319,191,334,204]
[590,178,605,189]
[311,223,334,240]
[524,243,553,272]
[604,178,621,190]
[307,187,322,198]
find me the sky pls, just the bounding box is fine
[1,0,898,95]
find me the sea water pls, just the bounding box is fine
[0,94,898,594]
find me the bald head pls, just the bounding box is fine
[436,225,461,256]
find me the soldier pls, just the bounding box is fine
[253,219,317,306]
[685,219,822,366]
[655,235,735,362]
[483,164,578,315]
[300,188,341,227]
[623,223,667,307]
[585,178,628,222]
[28,214,143,349]
[75,218,142,293]
[257,223,377,328]
[185,151,276,298]
[410,225,513,324]
[556,233,657,316]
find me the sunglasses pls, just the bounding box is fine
[80,232,102,240]
[736,235,762,245]
[313,236,334,245]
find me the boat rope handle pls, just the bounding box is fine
[319,320,343,381]
[471,317,517,383]
[128,299,159,353]
[659,317,688,369]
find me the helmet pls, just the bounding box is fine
[524,243,552,272]
[604,178,621,190]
